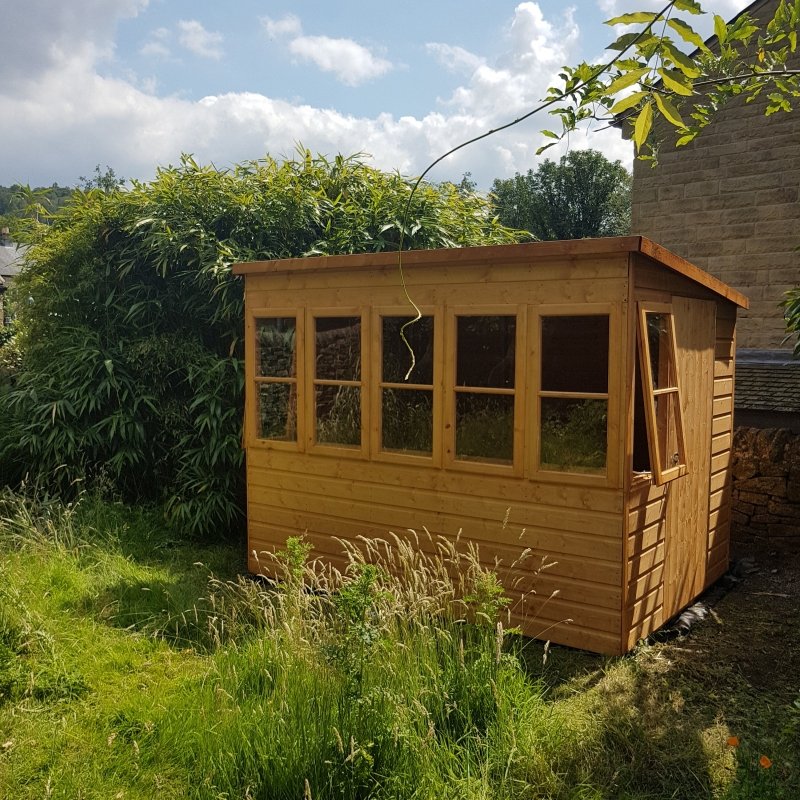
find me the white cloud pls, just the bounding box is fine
[261,14,392,86]
[0,0,148,87]
[177,19,223,60]
[0,0,634,190]
[288,35,392,86]
[425,43,485,75]
[140,27,171,58]
[436,3,579,122]
[261,14,302,39]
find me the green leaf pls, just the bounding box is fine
[713,14,728,45]
[610,90,649,115]
[607,32,657,51]
[673,0,703,14]
[658,68,694,96]
[667,18,710,52]
[654,92,686,127]
[605,12,659,26]
[661,42,702,78]
[541,130,560,139]
[535,142,558,156]
[606,67,651,95]
[727,17,759,42]
[633,99,654,151]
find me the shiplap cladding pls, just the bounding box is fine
[235,238,746,654]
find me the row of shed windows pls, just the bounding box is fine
[252,305,685,485]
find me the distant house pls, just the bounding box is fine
[0,227,26,326]
[628,0,800,430]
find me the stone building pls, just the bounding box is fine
[628,0,800,430]
[0,227,25,327]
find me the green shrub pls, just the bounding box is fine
[1,152,520,535]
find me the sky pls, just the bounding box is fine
[1,0,751,190]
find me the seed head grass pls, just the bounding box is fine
[1,491,796,798]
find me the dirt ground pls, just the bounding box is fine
[677,543,800,705]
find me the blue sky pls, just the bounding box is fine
[2,0,749,189]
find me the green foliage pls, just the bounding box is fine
[491,149,631,240]
[0,323,21,386]
[455,397,514,462]
[540,399,608,473]
[153,529,532,800]
[543,0,800,160]
[782,287,800,356]
[78,164,125,193]
[2,493,799,799]
[0,183,73,234]
[1,151,519,536]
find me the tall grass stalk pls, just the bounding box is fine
[4,492,790,799]
[148,532,552,799]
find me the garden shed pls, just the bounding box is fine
[232,237,748,655]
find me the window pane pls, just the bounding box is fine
[541,315,609,393]
[645,313,675,390]
[382,389,433,454]
[316,317,361,381]
[455,393,514,463]
[540,398,607,474]
[256,318,295,378]
[654,391,682,472]
[456,316,516,388]
[382,316,434,384]
[258,383,296,441]
[315,385,361,446]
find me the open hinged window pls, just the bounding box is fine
[637,303,687,485]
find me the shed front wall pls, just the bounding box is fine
[623,258,736,649]
[243,255,631,654]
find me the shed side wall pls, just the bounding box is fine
[708,305,736,581]
[624,260,735,649]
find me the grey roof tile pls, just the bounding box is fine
[735,361,800,412]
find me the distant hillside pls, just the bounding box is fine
[0,183,74,219]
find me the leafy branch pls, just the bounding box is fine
[543,0,800,159]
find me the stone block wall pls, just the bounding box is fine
[731,427,800,548]
[629,0,800,350]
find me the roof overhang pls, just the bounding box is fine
[233,236,748,309]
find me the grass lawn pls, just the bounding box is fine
[0,492,797,799]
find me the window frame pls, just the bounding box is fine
[443,305,526,476]
[370,306,443,466]
[305,307,369,459]
[636,301,687,486]
[248,308,304,451]
[528,303,616,485]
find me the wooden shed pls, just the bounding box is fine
[232,236,748,655]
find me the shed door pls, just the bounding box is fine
[664,297,716,618]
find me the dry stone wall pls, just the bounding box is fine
[731,427,800,548]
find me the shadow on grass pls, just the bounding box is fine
[510,575,800,798]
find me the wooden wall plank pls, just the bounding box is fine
[713,396,733,416]
[249,466,621,538]
[248,499,623,563]
[247,448,624,514]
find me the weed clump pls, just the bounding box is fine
[152,532,544,799]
